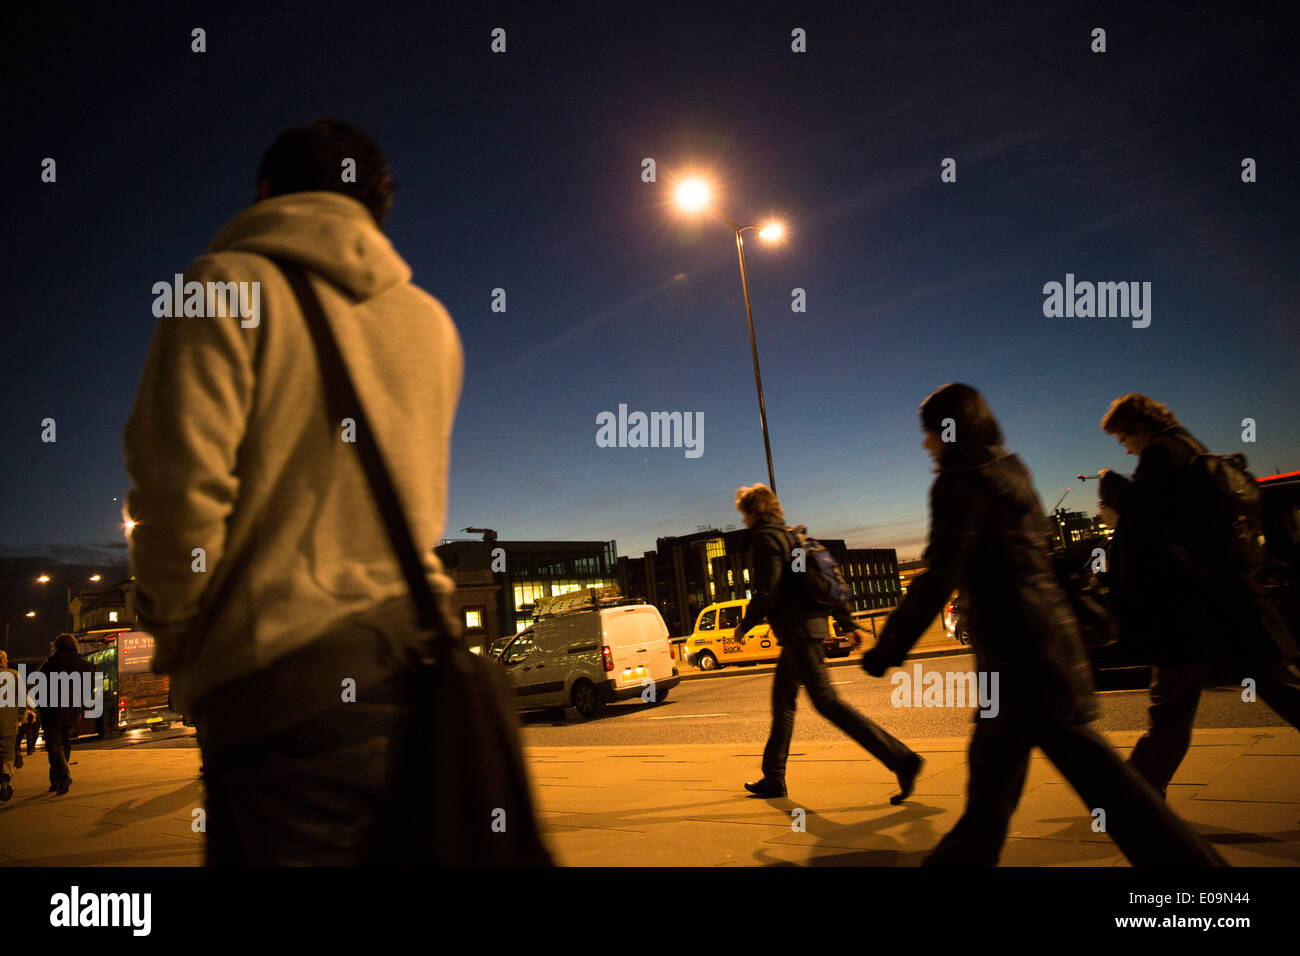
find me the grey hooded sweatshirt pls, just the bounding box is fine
[124,192,463,715]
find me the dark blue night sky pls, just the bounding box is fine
[5,0,1297,567]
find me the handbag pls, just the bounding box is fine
[274,257,554,866]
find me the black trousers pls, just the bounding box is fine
[45,725,73,788]
[1130,656,1300,796]
[200,670,416,867]
[761,631,915,779]
[17,722,38,755]
[925,714,1225,866]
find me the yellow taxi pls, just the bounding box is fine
[684,599,851,671]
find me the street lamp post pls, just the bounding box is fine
[2,611,38,654]
[674,178,784,493]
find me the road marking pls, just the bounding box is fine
[830,680,852,685]
[648,713,729,720]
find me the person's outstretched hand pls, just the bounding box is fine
[861,646,889,677]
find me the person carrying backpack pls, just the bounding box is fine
[733,484,922,802]
[1099,393,1300,797]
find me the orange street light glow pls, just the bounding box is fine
[674,178,711,212]
[759,223,784,241]
[36,574,51,584]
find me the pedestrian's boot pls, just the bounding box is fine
[744,776,787,798]
[891,752,924,805]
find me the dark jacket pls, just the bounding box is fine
[874,448,1097,725]
[1101,426,1297,667]
[37,648,96,728]
[737,520,854,641]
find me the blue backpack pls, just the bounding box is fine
[785,525,852,611]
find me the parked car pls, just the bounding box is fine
[942,593,970,645]
[684,598,849,671]
[487,634,517,659]
[495,600,679,719]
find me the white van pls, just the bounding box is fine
[497,602,680,718]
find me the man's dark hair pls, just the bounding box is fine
[257,118,395,225]
[53,633,78,654]
[1100,393,1180,437]
[919,383,1004,458]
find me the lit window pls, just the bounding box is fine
[465,610,482,629]
[108,611,119,622]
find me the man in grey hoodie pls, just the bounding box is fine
[124,119,463,864]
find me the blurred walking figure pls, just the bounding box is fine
[1099,393,1300,797]
[14,708,38,769]
[0,650,20,800]
[735,484,922,802]
[126,119,548,865]
[861,383,1224,866]
[36,635,95,796]
[1,649,38,774]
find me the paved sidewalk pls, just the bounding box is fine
[1,726,1295,866]
[529,728,1300,866]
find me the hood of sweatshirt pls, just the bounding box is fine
[205,191,410,301]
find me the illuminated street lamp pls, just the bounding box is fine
[673,176,785,492]
[2,611,38,653]
[36,572,103,632]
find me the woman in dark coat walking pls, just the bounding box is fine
[861,383,1224,866]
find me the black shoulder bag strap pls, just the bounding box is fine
[269,257,449,642]
[271,259,554,865]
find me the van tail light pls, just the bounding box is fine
[602,646,614,672]
[117,696,126,727]
[667,637,675,660]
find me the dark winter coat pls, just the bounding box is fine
[737,520,854,642]
[874,447,1098,725]
[1100,426,1297,668]
[37,649,96,728]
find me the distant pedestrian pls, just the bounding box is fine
[15,708,38,769]
[1099,393,1300,797]
[17,695,40,765]
[0,650,21,800]
[861,383,1224,866]
[734,483,923,802]
[37,635,95,796]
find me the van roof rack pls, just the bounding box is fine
[533,586,644,619]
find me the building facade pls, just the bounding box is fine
[617,528,900,637]
[435,537,618,638]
